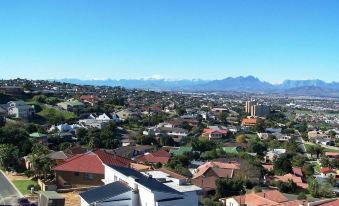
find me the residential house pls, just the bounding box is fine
[241,118,257,127]
[116,109,140,121]
[29,132,48,144]
[320,167,337,178]
[191,161,240,193]
[80,165,200,206]
[265,128,282,133]
[325,152,339,159]
[316,138,334,146]
[308,130,329,139]
[79,95,101,106]
[135,149,171,165]
[265,149,286,163]
[272,173,308,189]
[53,150,131,188]
[46,151,69,165]
[271,132,291,142]
[57,100,84,112]
[170,147,193,156]
[7,101,35,119]
[220,190,305,206]
[143,127,189,139]
[202,126,228,140]
[112,145,156,159]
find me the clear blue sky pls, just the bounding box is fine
[0,0,338,83]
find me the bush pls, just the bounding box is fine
[297,192,307,200]
[34,184,41,191]
[253,186,262,193]
[26,184,34,191]
[24,170,34,178]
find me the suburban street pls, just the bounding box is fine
[0,171,21,206]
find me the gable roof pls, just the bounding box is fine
[135,149,171,164]
[80,181,132,204]
[193,161,239,179]
[230,190,295,206]
[273,173,308,189]
[53,150,131,174]
[316,199,339,206]
[46,151,69,160]
[107,165,182,195]
[169,147,192,156]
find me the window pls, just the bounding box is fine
[74,172,79,176]
[84,173,93,180]
[114,175,117,181]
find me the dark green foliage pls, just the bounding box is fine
[297,192,307,200]
[216,177,245,198]
[0,144,19,170]
[273,154,292,175]
[166,155,191,176]
[246,139,267,155]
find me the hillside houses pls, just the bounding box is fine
[7,100,35,119]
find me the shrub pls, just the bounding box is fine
[297,192,307,200]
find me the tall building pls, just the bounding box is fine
[245,100,256,114]
[251,104,270,117]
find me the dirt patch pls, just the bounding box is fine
[4,171,30,181]
[61,191,81,206]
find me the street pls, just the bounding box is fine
[0,171,21,206]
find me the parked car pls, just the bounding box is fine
[17,198,30,206]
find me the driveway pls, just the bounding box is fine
[0,171,21,206]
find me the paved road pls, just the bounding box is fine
[0,171,21,206]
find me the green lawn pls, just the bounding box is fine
[38,107,77,120]
[12,180,37,195]
[312,162,321,173]
[245,133,258,140]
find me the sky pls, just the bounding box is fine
[0,0,338,83]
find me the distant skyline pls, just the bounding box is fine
[0,0,338,83]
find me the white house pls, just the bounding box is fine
[80,165,200,206]
[7,101,35,119]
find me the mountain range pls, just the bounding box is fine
[59,76,339,97]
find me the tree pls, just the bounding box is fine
[320,157,330,167]
[0,144,18,170]
[216,177,245,198]
[236,134,246,144]
[159,135,175,146]
[28,144,51,178]
[246,139,267,155]
[273,154,292,175]
[297,192,307,200]
[308,178,320,197]
[292,155,307,167]
[32,95,47,103]
[279,179,297,193]
[302,164,314,177]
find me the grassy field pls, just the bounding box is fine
[38,107,77,120]
[245,133,258,140]
[12,179,37,195]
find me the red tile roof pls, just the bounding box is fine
[316,199,339,206]
[242,118,257,125]
[229,190,304,206]
[191,176,218,190]
[203,128,227,135]
[273,173,308,189]
[292,167,303,177]
[320,167,335,174]
[53,150,131,174]
[135,149,171,164]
